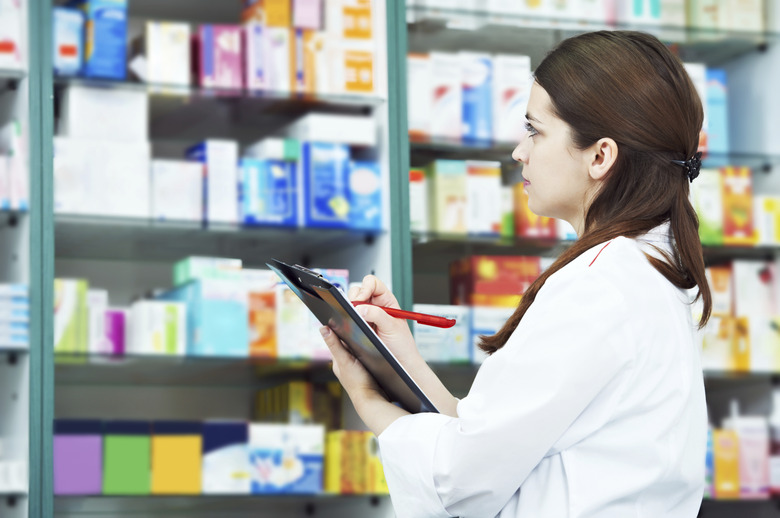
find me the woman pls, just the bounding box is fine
[320,30,711,517]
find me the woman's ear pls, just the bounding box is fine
[587,138,618,181]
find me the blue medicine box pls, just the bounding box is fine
[301,142,350,229]
[68,0,128,79]
[347,161,382,231]
[240,158,297,227]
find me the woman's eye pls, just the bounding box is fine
[524,122,538,137]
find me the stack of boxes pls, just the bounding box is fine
[51,0,381,97]
[0,284,28,350]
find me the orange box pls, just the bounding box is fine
[150,422,202,495]
[721,166,756,246]
[450,255,540,307]
[265,0,292,27]
[513,183,556,239]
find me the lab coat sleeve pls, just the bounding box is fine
[378,268,634,518]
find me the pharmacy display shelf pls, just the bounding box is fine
[52,353,480,390]
[406,5,779,67]
[0,68,25,92]
[699,498,780,517]
[54,215,383,266]
[54,494,391,517]
[410,138,780,173]
[53,76,383,140]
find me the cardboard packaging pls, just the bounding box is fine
[244,138,301,161]
[450,255,540,307]
[0,120,28,211]
[427,160,467,234]
[103,421,152,495]
[158,279,249,358]
[244,269,279,358]
[173,256,243,286]
[58,85,149,142]
[240,158,298,226]
[54,279,88,354]
[348,160,382,231]
[470,306,514,364]
[53,7,84,76]
[466,161,501,235]
[264,26,295,92]
[409,169,429,233]
[690,168,724,245]
[461,52,493,142]
[53,420,103,495]
[151,421,203,495]
[276,283,329,359]
[53,138,151,218]
[254,381,314,423]
[721,167,755,246]
[683,62,708,153]
[300,142,351,228]
[243,23,267,90]
[407,54,432,140]
[0,0,23,69]
[713,428,740,498]
[492,55,531,143]
[295,0,323,29]
[688,0,720,29]
[514,183,556,238]
[755,196,780,246]
[193,25,244,89]
[249,424,325,494]
[412,304,471,363]
[706,69,729,158]
[202,421,251,495]
[132,22,191,85]
[284,114,376,147]
[86,289,108,354]
[430,52,462,139]
[151,160,204,222]
[128,300,187,356]
[71,0,128,79]
[186,140,239,225]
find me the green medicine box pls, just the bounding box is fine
[103,421,151,495]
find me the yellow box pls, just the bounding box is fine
[325,430,367,494]
[327,0,372,40]
[151,433,202,495]
[265,0,292,27]
[254,381,313,423]
[713,429,740,499]
[365,433,388,494]
[721,167,756,246]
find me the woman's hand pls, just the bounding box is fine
[348,275,422,367]
[319,325,409,435]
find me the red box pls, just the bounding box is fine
[450,255,540,307]
[514,183,556,239]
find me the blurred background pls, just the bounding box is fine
[1,0,780,517]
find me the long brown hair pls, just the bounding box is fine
[480,31,712,355]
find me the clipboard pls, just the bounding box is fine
[266,259,439,414]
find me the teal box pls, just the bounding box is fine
[240,158,298,227]
[158,279,248,357]
[347,161,382,231]
[68,0,128,79]
[706,69,729,160]
[301,142,350,228]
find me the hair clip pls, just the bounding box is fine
[671,151,703,183]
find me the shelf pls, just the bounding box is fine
[54,215,383,266]
[407,5,778,66]
[53,76,383,142]
[699,498,780,516]
[410,138,780,172]
[54,494,389,516]
[0,68,25,93]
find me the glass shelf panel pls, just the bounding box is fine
[0,68,25,92]
[407,5,778,66]
[54,494,390,516]
[54,214,383,265]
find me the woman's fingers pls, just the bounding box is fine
[352,275,400,309]
[320,326,353,371]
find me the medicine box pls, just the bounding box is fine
[173,256,243,286]
[294,0,322,29]
[409,169,429,233]
[430,52,462,139]
[194,25,244,89]
[254,380,314,423]
[691,168,724,245]
[244,268,279,358]
[466,160,501,235]
[244,138,300,161]
[103,421,151,495]
[186,140,239,224]
[754,196,780,246]
[128,300,187,356]
[348,160,382,231]
[264,26,294,92]
[514,182,556,238]
[202,421,251,495]
[276,283,329,359]
[86,289,107,355]
[721,166,755,246]
[706,69,729,158]
[158,279,249,358]
[0,0,22,69]
[53,7,84,76]
[135,22,191,85]
[53,420,102,495]
[326,0,373,40]
[450,255,541,307]
[427,160,467,234]
[492,54,531,143]
[461,52,493,142]
[412,304,471,363]
[59,85,148,142]
[151,160,203,222]
[249,424,325,494]
[71,0,128,79]
[300,142,351,229]
[240,158,298,226]
[151,421,203,495]
[471,306,515,364]
[407,54,432,140]
[244,23,266,90]
[54,279,88,354]
[285,114,377,147]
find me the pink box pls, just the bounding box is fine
[294,0,322,29]
[194,25,244,89]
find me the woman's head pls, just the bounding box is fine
[481,31,711,354]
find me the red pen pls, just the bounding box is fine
[352,301,456,329]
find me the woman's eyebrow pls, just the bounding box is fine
[526,112,542,124]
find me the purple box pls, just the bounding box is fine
[104,310,126,355]
[54,420,103,495]
[194,25,244,89]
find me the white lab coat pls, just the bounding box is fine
[378,224,707,518]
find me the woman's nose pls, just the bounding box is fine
[512,134,530,164]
